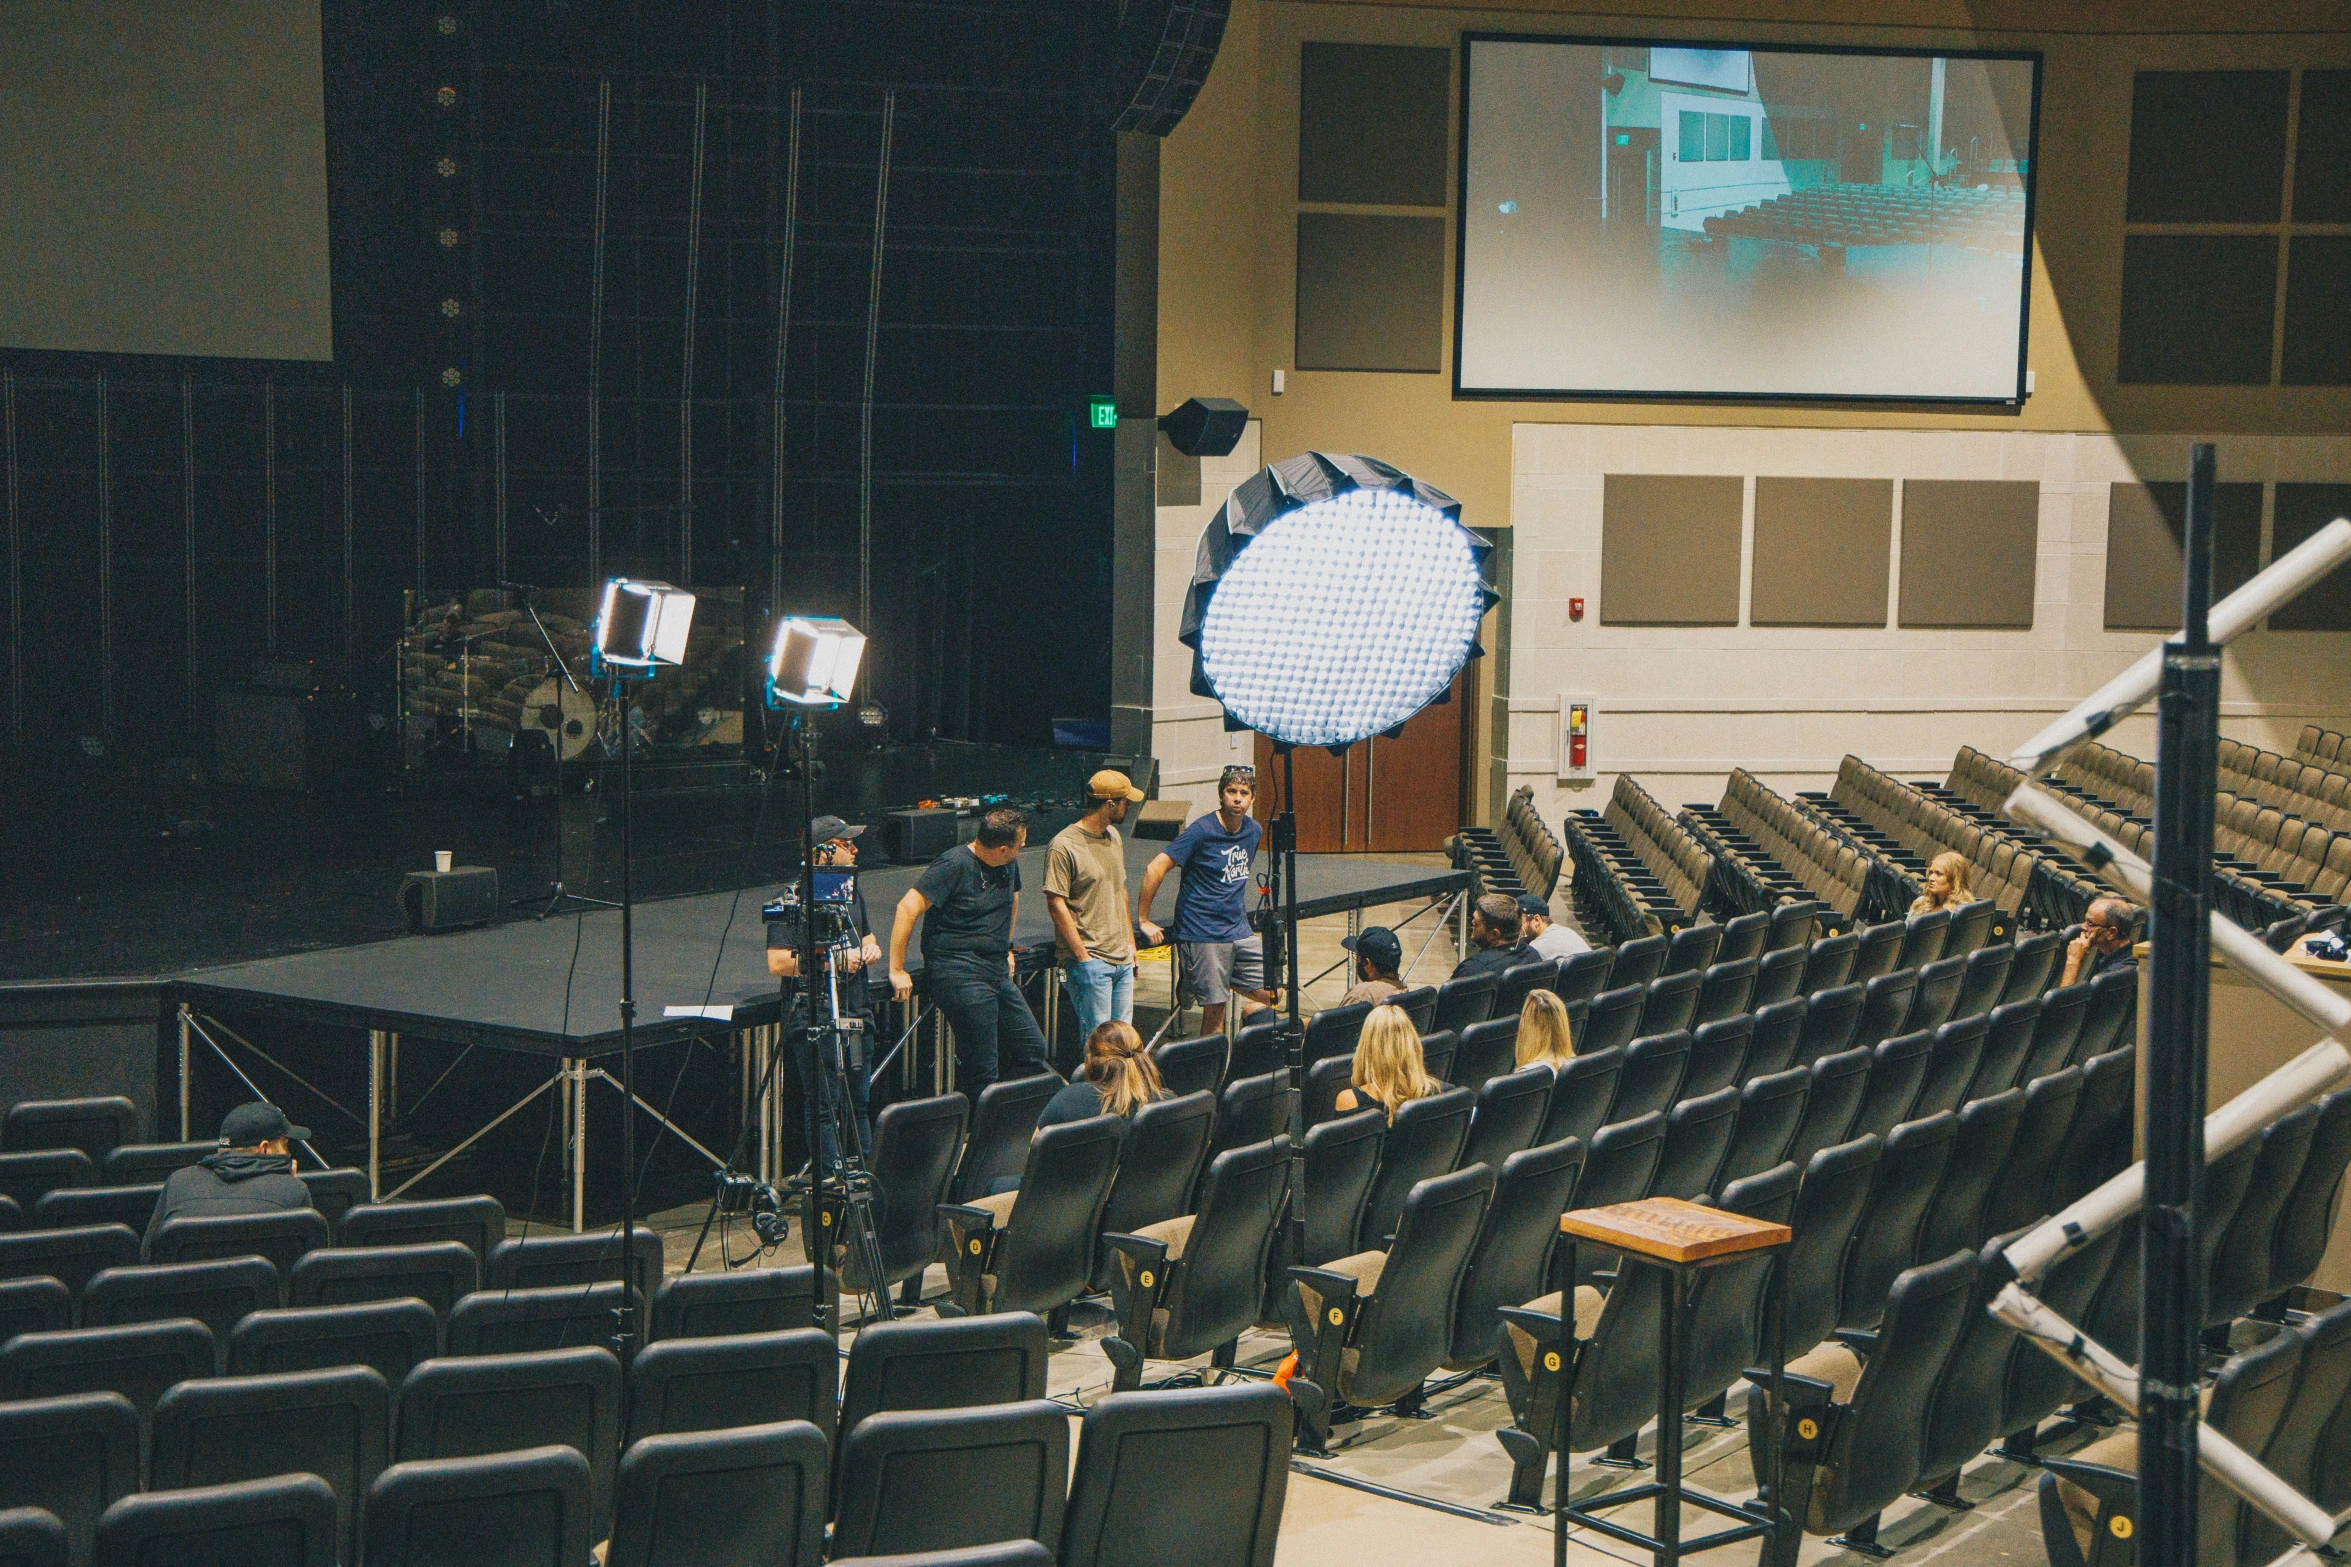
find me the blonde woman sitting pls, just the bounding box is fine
[1334,1004,1444,1122]
[1036,1019,1168,1129]
[1910,850,1975,915]
[1515,989,1576,1073]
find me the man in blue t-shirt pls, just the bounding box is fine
[1137,765,1275,1033]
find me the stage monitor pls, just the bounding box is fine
[0,0,333,361]
[1457,36,2040,403]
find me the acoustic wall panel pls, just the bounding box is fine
[1898,480,2040,629]
[2271,484,2351,631]
[2125,71,2289,224]
[2118,235,2279,385]
[2103,481,2263,631]
[1298,43,1451,206]
[1294,213,1445,372]
[1750,478,1892,627]
[1599,475,1743,626]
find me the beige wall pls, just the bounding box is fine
[1150,0,2351,825]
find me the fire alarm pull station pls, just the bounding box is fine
[1561,696,1593,778]
[1569,597,1584,621]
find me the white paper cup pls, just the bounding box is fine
[435,850,454,873]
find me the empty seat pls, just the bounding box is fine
[1768,900,1822,951]
[1536,1046,1621,1148]
[941,1115,1126,1321]
[295,1170,372,1228]
[1972,998,2040,1098]
[1445,1020,1517,1095]
[1798,933,1858,995]
[1606,934,1668,989]
[365,1447,591,1567]
[1490,961,1557,1022]
[394,1346,621,1539]
[1847,1031,1932,1141]
[1442,1139,1584,1373]
[229,1299,438,1385]
[1717,1069,1811,1191]
[1897,908,1952,970]
[1746,999,1806,1081]
[1837,1113,1958,1330]
[1714,911,1771,965]
[290,1242,478,1320]
[626,1327,836,1445]
[1751,947,1806,1009]
[1662,922,1723,975]
[1653,1088,1739,1199]
[1432,973,1500,1035]
[1945,899,1996,955]
[833,1547,1049,1567]
[337,1196,505,1262]
[607,1422,828,1567]
[1227,1020,1285,1082]
[948,1077,1063,1205]
[1491,1222,1666,1508]
[1610,1033,1690,1122]
[1148,1036,1227,1100]
[830,1401,1069,1561]
[1693,958,1758,1025]
[1414,1031,1457,1087]
[1459,1067,1552,1173]
[1635,971,1702,1037]
[1679,1162,1802,1420]
[1284,1163,1494,1452]
[649,1265,817,1341]
[1848,921,1907,983]
[1058,1385,1291,1567]
[2001,930,2063,1002]
[149,1366,389,1567]
[447,1282,632,1357]
[839,1312,1050,1453]
[93,1473,337,1567]
[1578,986,1645,1056]
[2052,1048,2138,1213]
[1912,1015,1990,1118]
[2267,1088,2351,1306]
[30,1188,160,1236]
[1951,943,2015,1020]
[1104,1136,1290,1391]
[1208,1074,1287,1160]
[1301,1003,1371,1067]
[1794,984,1863,1066]
[2021,983,2091,1082]
[0,1392,138,1567]
[147,1211,331,1279]
[1785,1049,1872,1171]
[1916,1088,2027,1263]
[82,1258,278,1366]
[95,1146,210,1186]
[1293,1112,1382,1268]
[2,1102,138,1165]
[0,1154,94,1215]
[0,1509,64,1567]
[1850,970,1920,1053]
[0,1277,70,1343]
[2072,968,2138,1063]
[483,1228,663,1301]
[1683,1016,1752,1098]
[1981,1066,2087,1237]
[1090,1091,1215,1291]
[1355,1088,1474,1252]
[2241,1301,2351,1562]
[1555,949,1614,1006]
[1902,956,1966,1034]
[0,1321,213,1422]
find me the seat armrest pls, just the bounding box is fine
[1830,1328,1880,1356]
[1743,1367,1835,1403]
[2038,1456,2139,1510]
[1499,1304,1565,1344]
[1289,1265,1365,1303]
[1102,1232,1170,1266]
[938,1202,996,1228]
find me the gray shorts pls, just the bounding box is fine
[1178,936,1265,1007]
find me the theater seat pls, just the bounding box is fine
[0,1320,212,1424]
[1058,1385,1291,1567]
[1715,911,1771,965]
[838,1312,1049,1459]
[294,1170,371,1229]
[0,1392,139,1567]
[1564,1114,1666,1291]
[1090,1091,1215,1291]
[1684,1016,1752,1098]
[841,1094,966,1304]
[1491,1235,1663,1508]
[95,1146,210,1186]
[1431,973,1499,1036]
[648,1265,817,1341]
[1848,921,1907,984]
[1847,1032,1932,1141]
[148,1366,389,1567]
[1148,1037,1227,1100]
[1746,1000,1806,1081]
[93,1474,337,1567]
[1354,1089,1474,1253]
[484,1229,663,1301]
[947,1077,1062,1207]
[2204,1108,2314,1332]
[81,1259,279,1368]
[1607,935,1669,990]
[1579,986,1645,1057]
[1914,1089,2025,1264]
[1798,933,1858,995]
[831,1402,1069,1561]
[146,1211,330,1280]
[1850,970,1919,1054]
[940,1115,1126,1323]
[1442,1139,1584,1374]
[626,1328,836,1445]
[338,1196,505,1263]
[446,1282,633,1358]
[0,1278,69,1344]
[1783,1138,1881,1364]
[1785,1049,1871,1171]
[1636,971,1703,1037]
[1208,1074,1286,1161]
[1981,1066,2085,1237]
[1555,949,1614,1006]
[1610,1033,1690,1123]
[611,1422,828,1567]
[1951,943,2014,1020]
[1752,947,1806,1010]
[29,1189,158,1237]
[228,1301,437,1387]
[1911,1015,1989,1119]
[1794,985,1863,1067]
[1837,1113,1957,1331]
[2240,1302,2351,1562]
[1680,1162,1800,1418]
[0,1510,64,1567]
[365,1447,591,1567]
[1716,1069,1810,1192]
[1104,1137,1289,1391]
[1537,1046,1621,1148]
[1301,1004,1371,1067]
[1284,1163,1493,1453]
[1902,956,1966,1035]
[2072,968,2138,1064]
[1972,999,2040,1098]
[2266,1088,2351,1310]
[0,1155,94,1218]
[1490,962,1556,1023]
[2021,984,2091,1083]
[1654,1089,1740,1200]
[1,1102,138,1166]
[1663,923,1724,976]
[2051,1049,2137,1212]
[1898,908,1952,970]
[288,1241,477,1322]
[1448,1020,1520,1094]
[394,1347,621,1540]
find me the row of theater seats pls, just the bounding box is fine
[1602,775,1715,925]
[1452,784,1563,907]
[1701,183,2028,253]
[1705,769,1875,920]
[1557,780,1674,942]
[2221,736,2351,833]
[0,1299,1292,1567]
[1814,755,2054,927]
[1771,1080,2351,1565]
[2300,724,2351,769]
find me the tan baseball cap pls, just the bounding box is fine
[1088,768,1146,803]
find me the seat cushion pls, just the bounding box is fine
[970,1191,1020,1223]
[2055,1430,2137,1559]
[1321,1251,1386,1298]
[1503,1287,1605,1378]
[1788,1342,1865,1405]
[1136,1215,1193,1261]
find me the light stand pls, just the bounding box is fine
[509,585,617,919]
[1270,745,1307,1284]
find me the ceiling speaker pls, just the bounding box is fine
[1159,396,1249,458]
[1108,0,1231,136]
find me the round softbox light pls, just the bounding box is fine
[1179,452,1496,750]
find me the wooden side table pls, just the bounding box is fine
[1554,1196,1792,1567]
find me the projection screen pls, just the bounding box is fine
[1457,36,2040,403]
[0,0,333,361]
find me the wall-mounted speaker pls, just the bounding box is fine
[1158,397,1249,457]
[1108,0,1231,136]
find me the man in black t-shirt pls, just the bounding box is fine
[887,806,1051,1095]
[1450,893,1532,981]
[768,815,883,1164]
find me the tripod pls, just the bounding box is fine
[510,588,617,919]
[795,937,894,1334]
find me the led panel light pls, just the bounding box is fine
[591,579,697,674]
[1180,452,1494,749]
[766,616,867,708]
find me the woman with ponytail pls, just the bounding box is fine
[1036,1018,1169,1127]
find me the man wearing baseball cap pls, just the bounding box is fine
[1518,891,1591,960]
[1045,769,1148,1040]
[1339,925,1407,1007]
[144,1101,315,1255]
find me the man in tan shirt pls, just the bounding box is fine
[1337,926,1407,1007]
[1046,768,1146,1040]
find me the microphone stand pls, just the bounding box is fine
[510,585,617,918]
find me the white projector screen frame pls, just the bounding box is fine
[1454,33,2042,405]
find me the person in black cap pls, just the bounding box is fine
[144,1101,314,1255]
[1339,926,1407,1008]
[1518,891,1591,960]
[769,815,883,1163]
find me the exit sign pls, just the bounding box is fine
[1087,396,1118,429]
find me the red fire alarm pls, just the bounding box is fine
[1568,597,1585,621]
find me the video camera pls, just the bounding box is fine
[763,869,860,947]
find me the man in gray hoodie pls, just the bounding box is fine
[144,1101,315,1255]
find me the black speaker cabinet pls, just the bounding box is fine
[215,686,356,792]
[885,808,962,865]
[1158,397,1249,457]
[399,867,502,932]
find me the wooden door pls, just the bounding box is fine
[1255,667,1468,853]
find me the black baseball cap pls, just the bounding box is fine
[1516,893,1550,919]
[809,815,865,845]
[220,1102,309,1147]
[1342,926,1403,971]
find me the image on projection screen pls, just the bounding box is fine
[1458,37,2039,402]
[0,0,333,361]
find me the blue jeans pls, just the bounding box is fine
[926,952,1051,1096]
[1062,957,1136,1042]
